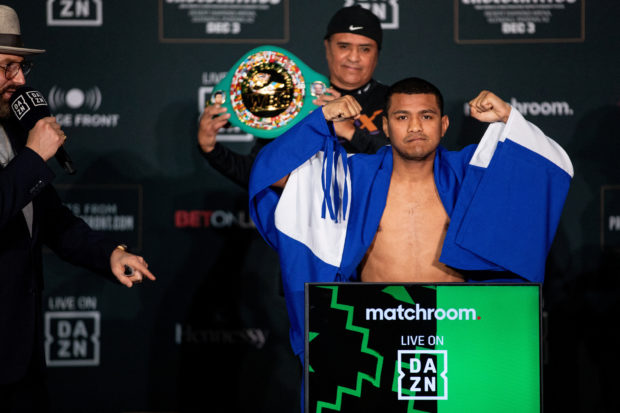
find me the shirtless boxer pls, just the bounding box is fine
[250,77,572,364]
[358,87,513,283]
[272,83,512,284]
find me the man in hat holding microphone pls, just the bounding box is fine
[0,5,155,411]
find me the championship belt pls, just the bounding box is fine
[209,46,329,139]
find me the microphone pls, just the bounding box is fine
[9,86,76,175]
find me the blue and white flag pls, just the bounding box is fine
[250,109,390,358]
[249,106,573,358]
[439,108,574,282]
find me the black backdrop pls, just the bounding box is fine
[4,1,620,412]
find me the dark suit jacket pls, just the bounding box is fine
[0,117,118,385]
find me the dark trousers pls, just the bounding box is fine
[0,298,49,413]
[0,368,49,413]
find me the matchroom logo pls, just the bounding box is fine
[463,97,574,117]
[397,350,448,401]
[47,0,103,26]
[365,304,479,321]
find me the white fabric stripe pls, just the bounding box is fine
[469,106,574,177]
[468,122,501,170]
[275,151,350,267]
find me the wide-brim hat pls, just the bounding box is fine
[0,5,44,56]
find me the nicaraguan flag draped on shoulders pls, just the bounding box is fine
[439,108,574,282]
[249,109,391,359]
[249,106,573,360]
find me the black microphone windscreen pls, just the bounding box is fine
[9,86,52,131]
[8,86,77,175]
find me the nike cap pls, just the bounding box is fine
[324,5,382,49]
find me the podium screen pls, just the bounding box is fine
[305,283,542,413]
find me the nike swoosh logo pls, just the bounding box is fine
[349,25,363,31]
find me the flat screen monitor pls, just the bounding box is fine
[305,283,542,413]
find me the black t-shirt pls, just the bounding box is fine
[332,79,389,154]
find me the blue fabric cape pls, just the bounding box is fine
[249,107,573,361]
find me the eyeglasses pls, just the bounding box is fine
[0,61,33,80]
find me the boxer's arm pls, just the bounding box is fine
[270,95,361,189]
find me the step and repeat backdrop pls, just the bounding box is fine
[5,1,620,412]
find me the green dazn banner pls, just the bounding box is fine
[305,283,541,413]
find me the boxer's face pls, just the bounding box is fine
[383,93,449,162]
[325,32,378,90]
[0,54,26,119]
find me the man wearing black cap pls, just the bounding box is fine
[0,5,155,411]
[318,5,387,153]
[197,5,389,187]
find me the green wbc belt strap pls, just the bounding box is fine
[209,45,330,139]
